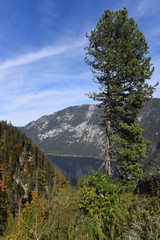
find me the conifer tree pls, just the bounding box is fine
[85,8,157,180]
[0,180,8,234]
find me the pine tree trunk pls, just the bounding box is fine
[105,71,112,175]
[105,118,111,175]
[18,198,21,217]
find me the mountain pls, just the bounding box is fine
[21,104,105,158]
[21,99,160,172]
[136,98,160,174]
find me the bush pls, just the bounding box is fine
[77,171,134,239]
[137,174,160,196]
[125,196,160,240]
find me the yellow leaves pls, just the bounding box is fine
[17,214,23,227]
[53,169,69,190]
[9,191,46,239]
[6,175,12,185]
[24,167,29,177]
[31,191,37,204]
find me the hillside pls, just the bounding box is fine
[21,99,160,170]
[21,104,105,158]
[136,98,160,174]
[0,121,62,234]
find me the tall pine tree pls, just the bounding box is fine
[85,8,157,180]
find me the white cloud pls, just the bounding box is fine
[149,25,160,37]
[137,0,159,16]
[0,35,93,127]
[0,87,95,126]
[39,0,56,26]
[0,38,87,70]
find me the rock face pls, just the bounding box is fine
[21,104,105,158]
[136,98,160,174]
[21,99,160,173]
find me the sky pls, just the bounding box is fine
[0,0,160,126]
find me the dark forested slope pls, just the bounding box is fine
[0,121,57,234]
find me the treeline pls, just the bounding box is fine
[0,121,67,235]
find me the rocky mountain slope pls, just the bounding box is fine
[21,99,160,172]
[21,104,105,158]
[136,98,160,174]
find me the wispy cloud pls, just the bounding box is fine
[0,35,94,126]
[148,24,160,37]
[137,0,159,17]
[1,0,159,127]
[39,0,57,26]
[0,87,94,126]
[0,38,87,70]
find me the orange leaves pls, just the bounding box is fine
[0,180,8,194]
[77,187,82,194]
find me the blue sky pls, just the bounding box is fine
[0,0,160,126]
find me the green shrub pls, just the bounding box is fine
[125,196,160,240]
[39,186,99,240]
[77,171,133,239]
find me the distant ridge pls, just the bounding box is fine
[21,99,160,174]
[21,104,105,158]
